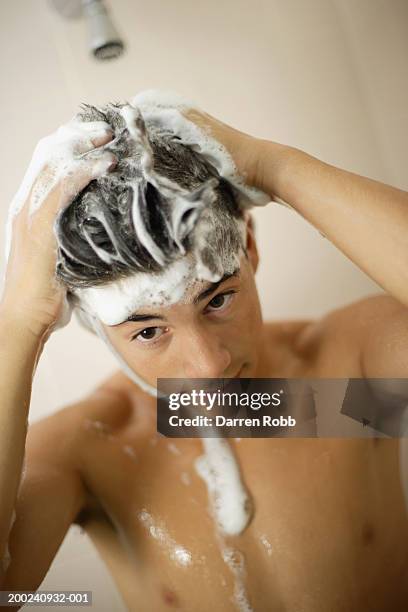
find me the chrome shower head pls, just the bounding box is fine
[82,0,124,60]
[50,0,125,61]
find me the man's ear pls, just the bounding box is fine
[244,213,259,274]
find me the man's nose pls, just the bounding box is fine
[182,328,232,379]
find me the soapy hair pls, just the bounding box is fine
[55,102,245,290]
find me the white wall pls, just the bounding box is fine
[0,1,407,609]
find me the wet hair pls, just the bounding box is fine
[55,102,245,291]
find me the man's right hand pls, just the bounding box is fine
[1,119,117,339]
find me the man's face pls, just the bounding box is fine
[100,221,264,387]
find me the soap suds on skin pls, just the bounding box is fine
[1,508,16,576]
[194,437,253,611]
[180,471,191,486]
[75,254,199,326]
[194,438,252,537]
[167,442,181,456]
[221,546,253,612]
[123,444,138,462]
[1,544,11,575]
[83,418,114,440]
[260,534,273,556]
[137,509,193,567]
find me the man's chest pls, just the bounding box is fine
[77,423,408,611]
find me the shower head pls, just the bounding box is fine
[50,0,125,61]
[82,0,124,60]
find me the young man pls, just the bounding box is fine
[1,96,407,611]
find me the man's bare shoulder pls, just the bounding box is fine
[304,293,406,345]
[26,372,139,516]
[266,293,405,377]
[30,371,132,432]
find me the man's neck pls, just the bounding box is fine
[251,322,276,378]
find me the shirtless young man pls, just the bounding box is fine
[1,96,408,612]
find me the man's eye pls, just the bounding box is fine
[206,291,236,312]
[133,327,165,343]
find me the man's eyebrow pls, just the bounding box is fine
[192,268,240,305]
[124,313,166,323]
[122,268,240,324]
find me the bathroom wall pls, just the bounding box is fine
[0,1,407,609]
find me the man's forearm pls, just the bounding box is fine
[0,309,45,553]
[256,140,408,307]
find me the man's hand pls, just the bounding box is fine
[2,120,117,339]
[181,108,266,189]
[185,103,408,310]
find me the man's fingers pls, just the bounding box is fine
[60,151,117,204]
[57,120,114,155]
[26,151,117,223]
[57,119,111,139]
[90,130,114,149]
[75,126,114,155]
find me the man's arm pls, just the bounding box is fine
[0,311,47,585]
[0,121,115,594]
[0,384,127,605]
[182,108,408,309]
[257,142,408,309]
[310,293,408,378]
[357,295,408,439]
[358,294,408,378]
[0,406,86,598]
